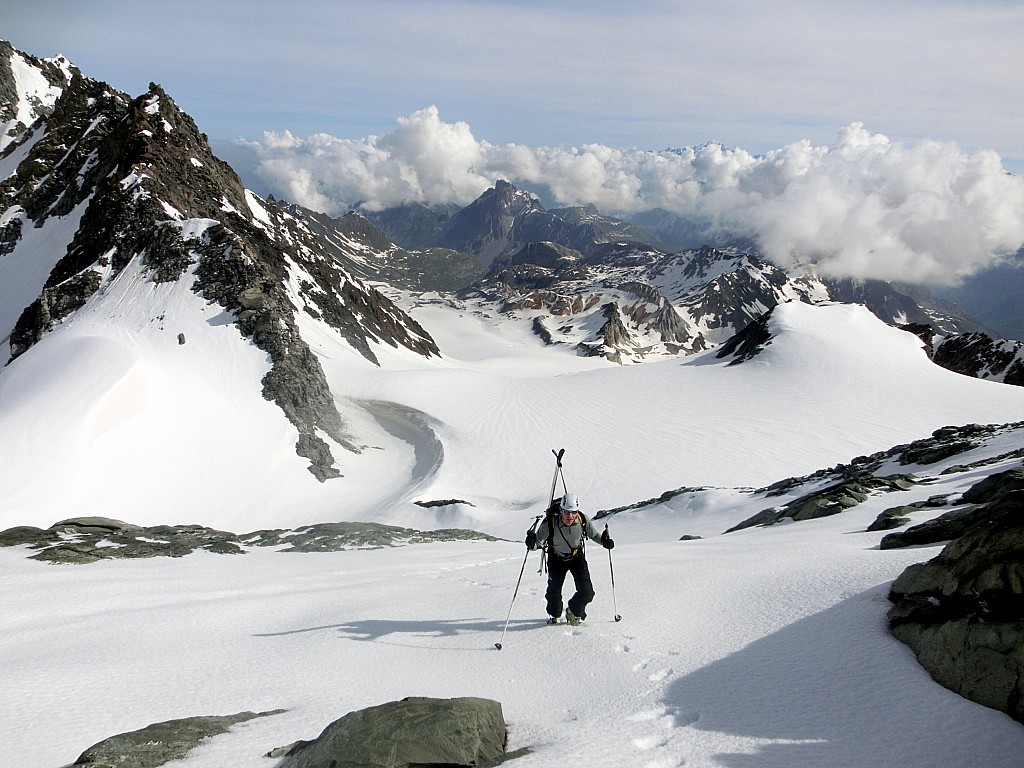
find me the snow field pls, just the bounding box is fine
[5,498,1024,768]
[3,253,1024,765]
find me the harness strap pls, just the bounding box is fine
[547,510,589,562]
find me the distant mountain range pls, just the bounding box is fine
[1,39,1022,485]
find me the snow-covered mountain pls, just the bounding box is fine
[0,46,438,484]
[412,179,662,267]
[273,201,483,292]
[356,179,997,365]
[2,41,1023,528]
[3,42,1024,768]
[0,41,74,151]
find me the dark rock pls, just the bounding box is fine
[887,490,1024,724]
[73,710,284,768]
[414,499,474,508]
[715,305,775,364]
[879,506,993,549]
[899,439,977,466]
[280,696,506,768]
[0,525,46,546]
[867,506,916,532]
[244,522,499,552]
[960,467,1024,505]
[728,474,916,532]
[880,467,1024,549]
[51,516,142,533]
[931,331,1024,387]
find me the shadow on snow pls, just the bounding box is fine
[661,583,1024,768]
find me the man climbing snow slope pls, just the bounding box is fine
[526,493,614,625]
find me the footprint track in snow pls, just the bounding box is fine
[647,667,673,682]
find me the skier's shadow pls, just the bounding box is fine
[254,618,542,650]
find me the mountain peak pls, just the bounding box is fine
[0,45,441,482]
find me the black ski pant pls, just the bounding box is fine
[546,554,595,620]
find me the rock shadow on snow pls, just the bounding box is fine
[660,583,1024,768]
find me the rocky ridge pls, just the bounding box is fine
[276,202,484,292]
[419,179,658,269]
[366,179,1015,377]
[0,48,441,479]
[0,516,501,564]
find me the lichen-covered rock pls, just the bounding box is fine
[73,710,284,768]
[0,519,501,563]
[280,697,506,768]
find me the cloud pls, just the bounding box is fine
[246,110,1024,286]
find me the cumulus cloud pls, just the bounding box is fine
[247,109,1024,285]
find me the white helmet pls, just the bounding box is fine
[559,493,581,513]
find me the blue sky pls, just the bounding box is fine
[6,1,1023,284]
[6,0,1022,168]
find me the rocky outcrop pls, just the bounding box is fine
[1,52,443,480]
[932,332,1024,387]
[727,474,917,532]
[715,305,775,364]
[866,495,951,532]
[0,517,500,564]
[279,697,507,768]
[879,505,994,549]
[73,711,283,768]
[903,324,1024,388]
[69,699,511,768]
[887,470,1024,724]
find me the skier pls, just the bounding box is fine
[525,492,614,625]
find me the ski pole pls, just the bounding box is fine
[495,516,542,650]
[606,524,622,622]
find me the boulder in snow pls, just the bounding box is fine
[888,474,1024,724]
[72,710,284,768]
[280,696,507,768]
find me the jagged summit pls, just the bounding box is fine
[0,48,440,481]
[0,39,77,150]
[406,179,658,269]
[425,179,544,266]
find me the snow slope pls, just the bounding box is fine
[4,442,1024,767]
[2,293,1024,766]
[4,288,1024,537]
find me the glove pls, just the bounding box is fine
[525,530,537,549]
[601,530,614,549]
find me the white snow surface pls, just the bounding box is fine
[2,289,1024,766]
[0,51,67,151]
